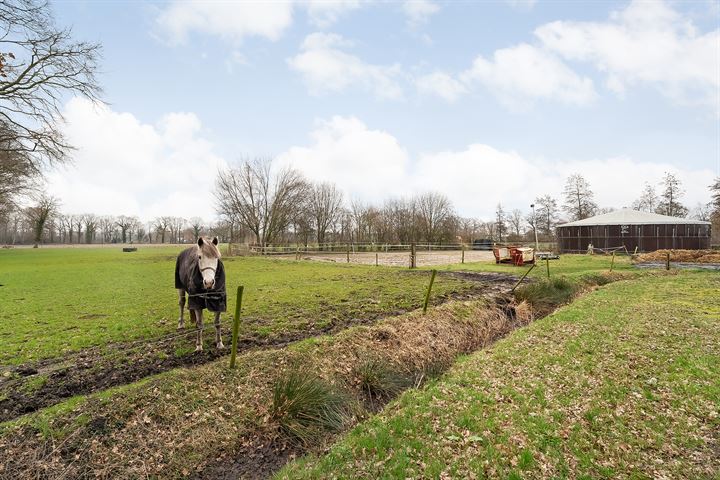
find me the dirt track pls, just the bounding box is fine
[289,249,495,267]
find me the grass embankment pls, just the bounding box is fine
[0,296,532,478]
[0,246,473,364]
[277,271,720,479]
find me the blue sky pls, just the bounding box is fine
[47,0,720,221]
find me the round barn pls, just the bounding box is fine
[556,208,711,253]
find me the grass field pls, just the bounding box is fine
[0,246,474,365]
[277,271,720,479]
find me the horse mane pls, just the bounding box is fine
[198,237,221,259]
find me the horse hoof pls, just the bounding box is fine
[216,342,225,349]
[177,324,184,330]
[195,345,203,352]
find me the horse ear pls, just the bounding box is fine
[197,237,204,247]
[212,236,219,246]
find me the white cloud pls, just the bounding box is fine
[403,0,440,27]
[306,0,364,28]
[277,116,713,219]
[505,0,537,11]
[288,32,405,99]
[416,71,467,102]
[225,51,249,74]
[277,116,411,201]
[48,108,713,222]
[460,43,597,108]
[155,1,369,44]
[535,0,720,109]
[47,98,227,221]
[155,1,294,45]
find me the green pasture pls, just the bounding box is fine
[0,246,473,365]
[278,270,720,479]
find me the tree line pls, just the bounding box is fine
[213,158,719,248]
[0,209,234,247]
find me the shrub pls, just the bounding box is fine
[514,277,578,311]
[355,357,411,403]
[271,368,349,445]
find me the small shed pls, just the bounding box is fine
[556,208,711,253]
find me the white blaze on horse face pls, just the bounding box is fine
[197,246,218,289]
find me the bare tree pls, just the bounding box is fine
[169,217,186,243]
[115,215,134,243]
[69,213,82,244]
[189,217,203,240]
[562,174,597,221]
[56,212,71,243]
[0,148,37,219]
[655,172,688,217]
[689,202,711,221]
[711,177,720,216]
[309,182,343,246]
[415,192,453,243]
[215,157,308,247]
[82,213,97,243]
[126,216,141,243]
[507,209,524,238]
[534,195,559,236]
[632,182,658,212]
[98,215,114,243]
[494,203,507,241]
[0,0,102,171]
[153,217,170,243]
[25,193,57,247]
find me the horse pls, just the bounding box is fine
[174,236,227,351]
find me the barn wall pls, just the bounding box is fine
[557,223,711,253]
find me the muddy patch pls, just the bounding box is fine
[191,433,303,480]
[0,271,517,423]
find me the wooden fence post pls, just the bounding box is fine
[423,270,437,314]
[461,244,465,264]
[546,256,550,278]
[610,251,615,272]
[511,264,536,292]
[666,252,670,271]
[346,243,350,263]
[229,285,244,369]
[375,252,378,266]
[410,243,416,269]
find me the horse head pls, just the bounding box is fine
[196,236,221,289]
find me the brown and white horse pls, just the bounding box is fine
[174,236,227,351]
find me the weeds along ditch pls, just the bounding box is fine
[0,271,630,480]
[0,271,512,423]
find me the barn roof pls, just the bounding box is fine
[557,208,711,227]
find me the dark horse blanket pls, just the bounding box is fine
[174,247,227,312]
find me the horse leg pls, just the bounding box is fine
[194,309,204,352]
[177,289,186,330]
[213,311,224,349]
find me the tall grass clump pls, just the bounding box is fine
[355,357,411,405]
[271,368,349,445]
[514,277,579,311]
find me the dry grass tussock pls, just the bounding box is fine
[0,299,532,479]
[636,249,720,263]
